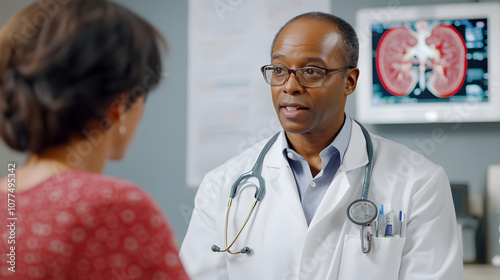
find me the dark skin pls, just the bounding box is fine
[271,18,359,176]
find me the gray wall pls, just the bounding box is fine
[1,0,499,248]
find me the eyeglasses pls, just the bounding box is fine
[260,65,352,88]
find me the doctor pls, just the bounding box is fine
[180,12,463,279]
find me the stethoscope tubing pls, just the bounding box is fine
[229,132,280,200]
[354,120,374,201]
[213,132,280,254]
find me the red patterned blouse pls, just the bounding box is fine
[0,169,189,280]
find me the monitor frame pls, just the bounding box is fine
[355,2,500,124]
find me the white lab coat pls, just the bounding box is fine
[180,122,464,280]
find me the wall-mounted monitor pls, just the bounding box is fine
[356,2,500,124]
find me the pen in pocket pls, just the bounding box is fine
[399,210,406,238]
[377,204,385,237]
[385,205,393,237]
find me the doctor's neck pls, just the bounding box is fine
[286,130,339,156]
[285,128,341,177]
[285,113,344,157]
[284,114,345,176]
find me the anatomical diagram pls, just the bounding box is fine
[376,20,468,98]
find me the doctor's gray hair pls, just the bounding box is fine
[270,12,359,68]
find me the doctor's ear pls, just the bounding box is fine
[344,68,360,96]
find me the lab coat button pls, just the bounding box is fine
[310,182,316,187]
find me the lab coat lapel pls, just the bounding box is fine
[264,135,308,227]
[309,122,370,229]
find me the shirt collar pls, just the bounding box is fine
[280,114,352,164]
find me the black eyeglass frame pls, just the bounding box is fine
[260,64,354,88]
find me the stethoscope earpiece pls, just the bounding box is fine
[212,245,221,252]
[211,245,251,254]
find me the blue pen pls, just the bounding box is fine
[377,204,385,237]
[399,211,402,235]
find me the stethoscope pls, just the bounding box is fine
[211,121,377,255]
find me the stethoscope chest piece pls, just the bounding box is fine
[347,199,377,254]
[347,199,378,225]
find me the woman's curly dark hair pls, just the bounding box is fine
[0,0,166,153]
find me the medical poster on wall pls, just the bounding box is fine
[187,0,330,187]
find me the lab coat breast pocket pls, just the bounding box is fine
[338,235,406,280]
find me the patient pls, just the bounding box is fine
[0,0,188,279]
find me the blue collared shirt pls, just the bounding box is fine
[281,115,352,225]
